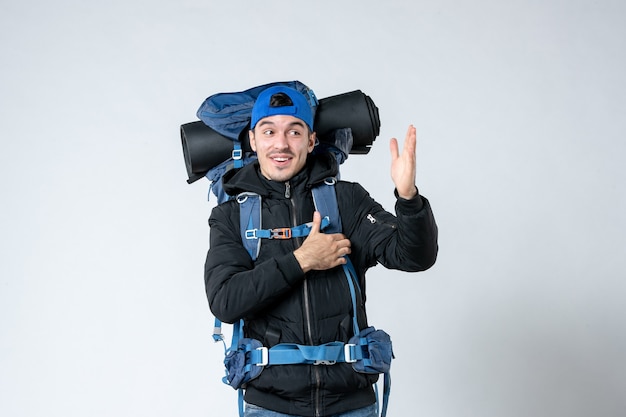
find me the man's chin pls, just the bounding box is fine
[268,173,292,182]
[260,168,291,182]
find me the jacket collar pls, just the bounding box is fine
[222,152,339,198]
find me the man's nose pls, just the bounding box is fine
[273,132,289,149]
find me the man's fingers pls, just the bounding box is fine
[389,137,399,160]
[400,125,415,155]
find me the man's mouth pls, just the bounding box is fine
[270,155,293,165]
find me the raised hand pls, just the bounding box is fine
[389,124,418,199]
[293,212,352,273]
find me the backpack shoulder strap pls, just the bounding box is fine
[236,192,262,261]
[213,193,260,345]
[311,177,342,234]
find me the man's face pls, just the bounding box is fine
[249,115,316,182]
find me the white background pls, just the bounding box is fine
[1,1,625,416]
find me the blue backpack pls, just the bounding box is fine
[189,81,392,416]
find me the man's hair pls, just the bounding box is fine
[269,92,294,107]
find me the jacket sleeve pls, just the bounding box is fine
[340,182,438,273]
[204,202,306,324]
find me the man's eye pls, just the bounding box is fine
[289,130,301,136]
[263,129,274,135]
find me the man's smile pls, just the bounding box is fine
[269,154,293,165]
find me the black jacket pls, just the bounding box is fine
[205,153,438,416]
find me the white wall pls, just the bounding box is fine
[1,1,625,416]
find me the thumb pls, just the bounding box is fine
[309,211,322,234]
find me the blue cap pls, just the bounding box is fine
[250,86,314,131]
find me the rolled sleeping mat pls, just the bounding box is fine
[314,90,380,154]
[181,121,252,184]
[181,89,381,183]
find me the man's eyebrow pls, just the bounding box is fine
[288,120,306,128]
[257,120,276,128]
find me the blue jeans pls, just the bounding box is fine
[245,403,378,417]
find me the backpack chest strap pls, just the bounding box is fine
[245,216,331,240]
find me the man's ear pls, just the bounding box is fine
[249,130,257,152]
[308,132,316,153]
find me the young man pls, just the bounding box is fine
[204,85,438,417]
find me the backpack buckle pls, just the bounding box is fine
[256,347,269,367]
[344,343,357,363]
[270,228,292,239]
[245,229,258,239]
[314,360,336,365]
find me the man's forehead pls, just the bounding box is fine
[256,115,307,128]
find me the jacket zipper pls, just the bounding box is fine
[286,181,321,417]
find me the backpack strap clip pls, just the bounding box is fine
[255,346,269,367]
[269,227,292,239]
[232,141,244,169]
[344,343,357,363]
